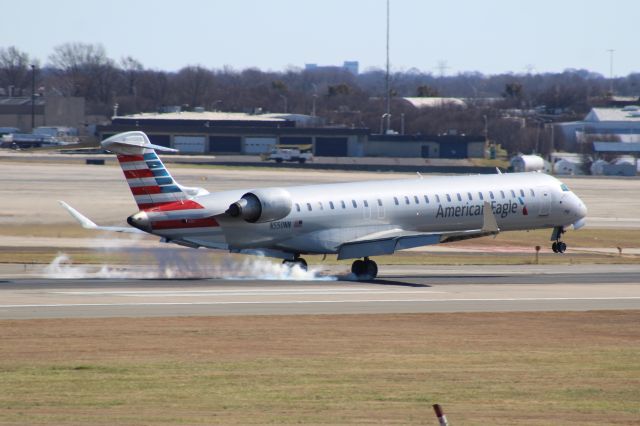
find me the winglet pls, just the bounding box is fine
[58,201,98,229]
[481,201,500,233]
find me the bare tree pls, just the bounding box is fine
[0,46,33,96]
[48,42,115,101]
[173,66,215,108]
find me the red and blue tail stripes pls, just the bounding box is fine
[117,151,188,210]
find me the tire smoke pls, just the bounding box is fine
[42,236,335,281]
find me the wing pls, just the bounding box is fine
[58,201,145,234]
[337,201,499,260]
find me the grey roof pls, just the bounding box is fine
[117,111,293,122]
[593,142,640,153]
[585,107,640,122]
[0,97,45,106]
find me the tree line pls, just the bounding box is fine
[1,42,639,154]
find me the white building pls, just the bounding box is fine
[557,106,640,150]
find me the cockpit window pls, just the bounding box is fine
[560,184,570,192]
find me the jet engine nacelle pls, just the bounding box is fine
[226,188,292,223]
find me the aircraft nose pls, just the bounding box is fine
[573,195,587,219]
[127,210,152,232]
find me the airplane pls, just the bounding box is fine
[61,131,587,280]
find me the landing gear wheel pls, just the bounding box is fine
[365,259,378,279]
[351,258,378,280]
[283,257,308,271]
[551,241,567,254]
[351,260,366,276]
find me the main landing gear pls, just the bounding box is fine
[551,226,567,254]
[351,257,378,280]
[282,256,308,271]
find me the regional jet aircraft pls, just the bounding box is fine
[61,131,587,280]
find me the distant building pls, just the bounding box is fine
[305,61,359,75]
[342,61,359,75]
[366,133,485,158]
[402,97,467,109]
[0,95,85,132]
[557,106,640,150]
[97,111,368,156]
[97,110,485,159]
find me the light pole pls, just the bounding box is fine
[279,94,288,113]
[30,64,36,131]
[384,0,392,133]
[312,94,318,117]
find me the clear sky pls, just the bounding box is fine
[3,0,638,76]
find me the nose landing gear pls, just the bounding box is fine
[551,241,567,253]
[351,257,378,280]
[551,226,567,254]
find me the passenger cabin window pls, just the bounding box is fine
[446,194,451,202]
[352,200,357,208]
[520,189,525,197]
[295,203,301,212]
[377,199,383,206]
[500,190,505,199]
[478,192,484,200]
[318,201,324,210]
[530,189,535,196]
[414,195,419,204]
[511,189,516,198]
[467,192,473,201]
[394,197,399,205]
[306,203,312,211]
[457,193,462,201]
[364,200,369,207]
[341,200,346,209]
[404,196,410,205]
[424,195,429,203]
[329,201,335,210]
[435,194,441,203]
[489,191,495,200]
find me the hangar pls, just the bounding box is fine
[97,111,368,157]
[96,110,485,158]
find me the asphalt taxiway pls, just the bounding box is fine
[1,265,639,319]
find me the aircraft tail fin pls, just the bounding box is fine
[102,131,196,210]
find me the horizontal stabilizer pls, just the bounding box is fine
[102,131,178,155]
[59,201,143,234]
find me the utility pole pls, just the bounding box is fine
[607,49,615,95]
[30,64,36,131]
[384,0,391,134]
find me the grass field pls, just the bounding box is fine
[0,312,638,425]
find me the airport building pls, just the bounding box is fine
[557,106,640,150]
[96,110,485,158]
[0,95,85,132]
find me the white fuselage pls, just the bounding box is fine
[148,172,587,257]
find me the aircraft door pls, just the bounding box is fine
[537,186,551,216]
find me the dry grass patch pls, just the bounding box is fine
[0,312,638,425]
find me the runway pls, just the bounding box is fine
[1,265,639,319]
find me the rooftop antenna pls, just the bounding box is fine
[384,0,391,133]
